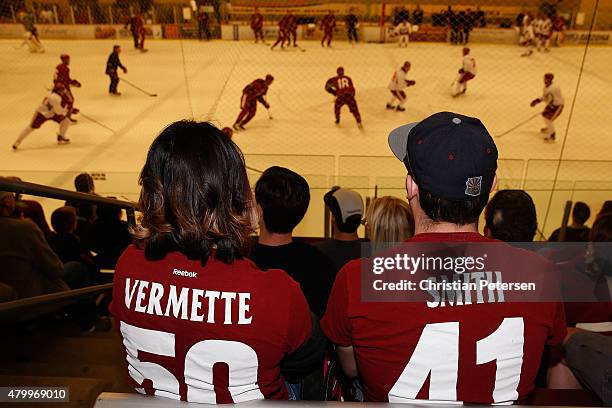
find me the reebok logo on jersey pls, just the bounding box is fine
[173,268,197,278]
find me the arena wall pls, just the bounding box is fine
[1,22,610,45]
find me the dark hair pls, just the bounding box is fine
[484,190,537,242]
[74,173,94,193]
[51,206,77,234]
[419,188,489,226]
[96,198,123,221]
[598,201,612,218]
[590,214,612,242]
[572,201,590,225]
[133,121,255,265]
[255,166,309,234]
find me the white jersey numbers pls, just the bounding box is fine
[389,318,525,404]
[120,321,264,403]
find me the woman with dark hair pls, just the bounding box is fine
[110,121,323,403]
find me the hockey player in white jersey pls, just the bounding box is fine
[530,73,564,142]
[452,47,476,97]
[13,83,71,150]
[537,15,552,52]
[395,21,412,47]
[17,9,44,53]
[386,61,416,112]
[520,13,536,57]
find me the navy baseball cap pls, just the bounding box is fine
[388,112,498,201]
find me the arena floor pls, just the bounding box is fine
[1,38,611,236]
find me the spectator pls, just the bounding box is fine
[250,166,335,318]
[19,199,52,239]
[314,187,365,273]
[48,206,98,280]
[3,176,52,239]
[484,190,538,242]
[597,200,612,218]
[89,201,131,269]
[110,121,325,402]
[0,190,68,297]
[412,5,424,25]
[364,196,414,254]
[321,112,566,403]
[66,172,97,246]
[565,330,612,405]
[549,201,591,242]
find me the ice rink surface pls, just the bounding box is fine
[1,38,611,235]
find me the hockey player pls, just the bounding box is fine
[395,20,412,48]
[251,8,264,43]
[530,73,564,142]
[520,13,536,57]
[54,54,82,122]
[386,61,416,112]
[452,47,476,97]
[233,74,274,130]
[270,13,289,50]
[17,9,44,53]
[551,13,566,47]
[325,67,362,129]
[537,14,552,52]
[125,14,146,51]
[286,11,298,47]
[345,11,359,44]
[320,11,336,47]
[13,82,71,150]
[106,45,127,95]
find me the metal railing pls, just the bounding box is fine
[0,178,138,227]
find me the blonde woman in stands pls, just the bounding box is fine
[110,121,324,403]
[365,196,414,254]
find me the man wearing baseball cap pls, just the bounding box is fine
[314,187,365,274]
[321,112,566,404]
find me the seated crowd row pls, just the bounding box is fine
[1,113,611,404]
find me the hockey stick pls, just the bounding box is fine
[120,78,158,97]
[80,113,116,133]
[14,40,26,50]
[494,112,541,138]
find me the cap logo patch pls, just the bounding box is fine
[465,176,482,197]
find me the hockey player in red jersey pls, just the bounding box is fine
[251,8,264,43]
[271,13,289,50]
[13,82,72,150]
[286,11,298,47]
[320,11,336,47]
[233,75,274,130]
[325,67,362,129]
[54,54,81,122]
[125,14,146,51]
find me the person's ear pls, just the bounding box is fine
[490,174,498,194]
[405,174,419,202]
